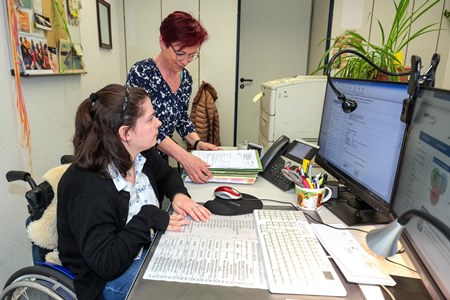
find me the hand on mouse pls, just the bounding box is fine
[172,193,212,222]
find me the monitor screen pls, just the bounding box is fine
[315,78,408,225]
[392,87,450,299]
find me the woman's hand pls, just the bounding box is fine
[196,141,221,151]
[166,214,190,232]
[181,153,213,184]
[172,193,211,222]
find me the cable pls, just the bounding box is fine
[385,257,417,273]
[381,285,396,300]
[304,212,369,234]
[259,198,298,210]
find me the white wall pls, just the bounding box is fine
[0,0,126,288]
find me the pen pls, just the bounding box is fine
[308,164,313,180]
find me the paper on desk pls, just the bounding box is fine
[143,214,268,289]
[191,150,262,171]
[311,223,396,286]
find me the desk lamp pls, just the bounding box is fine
[366,209,450,257]
[326,49,439,118]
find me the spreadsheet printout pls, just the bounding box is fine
[143,214,268,289]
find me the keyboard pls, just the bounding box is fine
[253,209,347,296]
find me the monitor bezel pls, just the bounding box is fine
[315,77,409,218]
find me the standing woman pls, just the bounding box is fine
[126,11,220,184]
[57,84,211,300]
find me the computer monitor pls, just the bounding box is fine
[392,87,450,299]
[315,78,408,225]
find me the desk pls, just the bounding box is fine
[127,177,423,300]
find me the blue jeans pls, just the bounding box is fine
[102,248,148,300]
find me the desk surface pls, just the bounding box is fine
[127,177,420,300]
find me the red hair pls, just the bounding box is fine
[160,11,208,49]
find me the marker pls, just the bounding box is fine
[301,175,310,189]
[306,178,314,189]
[318,177,324,187]
[302,159,310,173]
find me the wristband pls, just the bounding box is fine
[193,139,201,150]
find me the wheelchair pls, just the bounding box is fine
[1,155,77,300]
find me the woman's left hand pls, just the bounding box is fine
[172,193,212,222]
[196,141,221,151]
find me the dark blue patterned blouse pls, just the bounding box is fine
[126,58,196,146]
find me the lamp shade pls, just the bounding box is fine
[366,209,450,257]
[366,220,405,257]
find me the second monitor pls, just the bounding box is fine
[315,78,408,225]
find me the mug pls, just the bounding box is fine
[295,185,332,210]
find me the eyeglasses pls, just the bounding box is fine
[121,86,129,120]
[170,44,199,62]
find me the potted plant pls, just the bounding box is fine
[313,0,441,81]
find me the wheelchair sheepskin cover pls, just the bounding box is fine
[27,164,70,265]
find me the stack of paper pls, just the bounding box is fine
[311,223,396,286]
[184,150,262,184]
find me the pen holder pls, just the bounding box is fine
[295,185,332,210]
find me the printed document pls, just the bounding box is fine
[143,214,268,289]
[191,150,262,171]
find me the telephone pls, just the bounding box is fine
[261,135,319,191]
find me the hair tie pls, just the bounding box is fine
[89,93,98,103]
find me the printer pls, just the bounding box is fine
[258,76,327,152]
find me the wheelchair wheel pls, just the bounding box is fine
[1,266,76,300]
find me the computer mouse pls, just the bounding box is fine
[204,194,263,216]
[213,186,242,200]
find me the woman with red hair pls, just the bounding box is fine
[126,11,220,184]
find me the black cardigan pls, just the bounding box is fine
[57,149,189,300]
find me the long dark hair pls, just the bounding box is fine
[72,84,148,178]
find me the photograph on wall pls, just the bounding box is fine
[59,39,85,74]
[18,0,34,9]
[47,46,59,73]
[18,33,53,75]
[34,13,52,31]
[16,7,33,33]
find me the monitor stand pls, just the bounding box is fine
[323,197,390,226]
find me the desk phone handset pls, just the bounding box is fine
[261,135,319,191]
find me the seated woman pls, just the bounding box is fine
[57,84,211,300]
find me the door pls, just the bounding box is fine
[236,0,312,145]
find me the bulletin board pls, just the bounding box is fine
[6,0,86,76]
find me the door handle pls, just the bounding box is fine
[240,78,253,89]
